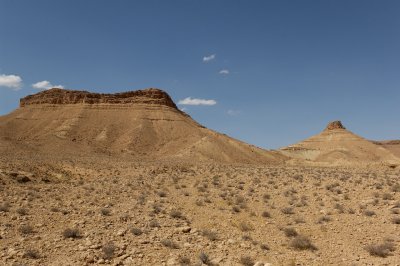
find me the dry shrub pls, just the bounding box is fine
[63,228,81,239]
[161,239,180,249]
[364,210,376,217]
[100,208,111,216]
[170,209,183,219]
[102,242,116,259]
[0,202,10,212]
[199,252,212,265]
[178,256,191,265]
[19,225,34,235]
[262,211,271,218]
[16,208,28,215]
[281,207,295,215]
[392,217,400,224]
[130,227,143,236]
[290,235,317,251]
[238,221,253,232]
[149,220,160,228]
[365,241,395,257]
[283,227,298,237]
[202,229,218,241]
[240,256,255,266]
[317,215,332,224]
[23,249,40,259]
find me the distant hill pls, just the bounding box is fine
[280,121,399,165]
[0,88,285,164]
[372,140,400,158]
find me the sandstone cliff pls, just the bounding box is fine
[20,88,178,109]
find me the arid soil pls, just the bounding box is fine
[1,88,399,266]
[1,156,400,266]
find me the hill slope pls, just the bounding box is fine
[372,140,400,158]
[0,88,284,164]
[280,121,399,165]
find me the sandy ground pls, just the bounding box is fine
[1,155,399,266]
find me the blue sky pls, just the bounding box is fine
[1,0,399,149]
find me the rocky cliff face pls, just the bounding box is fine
[20,88,178,109]
[324,120,346,131]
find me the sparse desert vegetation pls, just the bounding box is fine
[365,240,396,258]
[1,160,399,265]
[2,0,400,262]
[0,90,399,265]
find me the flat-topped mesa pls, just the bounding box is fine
[324,120,346,131]
[19,88,178,109]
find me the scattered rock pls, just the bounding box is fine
[227,238,236,244]
[179,226,191,233]
[116,229,126,236]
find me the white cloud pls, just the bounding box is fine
[219,69,229,75]
[32,80,64,90]
[203,54,216,62]
[227,109,241,116]
[0,74,23,90]
[178,97,217,106]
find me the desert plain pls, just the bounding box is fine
[0,88,399,266]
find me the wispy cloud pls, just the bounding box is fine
[227,109,241,116]
[219,69,229,75]
[32,80,64,90]
[203,54,216,62]
[0,74,23,90]
[178,97,217,106]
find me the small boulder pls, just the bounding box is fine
[181,226,191,233]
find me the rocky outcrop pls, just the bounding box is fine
[324,120,345,131]
[20,88,178,109]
